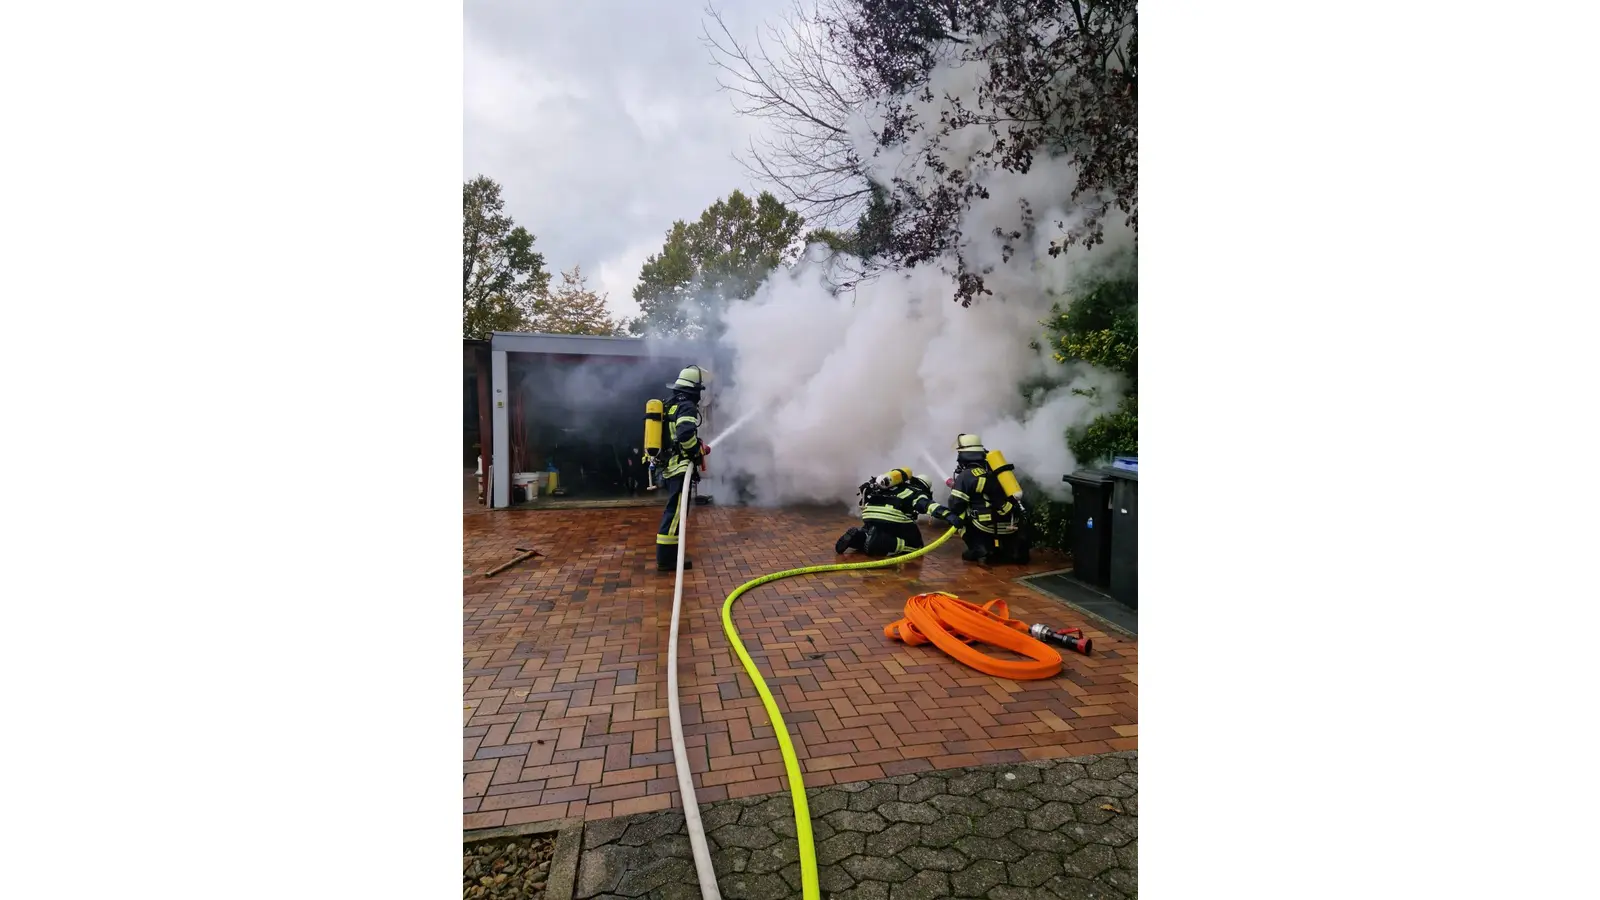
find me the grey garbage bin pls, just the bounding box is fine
[1107,467,1138,608]
[1063,469,1116,587]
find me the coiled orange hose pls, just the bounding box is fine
[884,591,1064,680]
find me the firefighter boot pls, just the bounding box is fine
[835,527,866,555]
[960,528,990,563]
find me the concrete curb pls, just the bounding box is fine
[464,816,584,900]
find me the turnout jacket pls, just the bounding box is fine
[662,391,703,478]
[945,456,1020,534]
[861,481,950,525]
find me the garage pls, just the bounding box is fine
[468,332,720,508]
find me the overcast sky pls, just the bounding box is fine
[465,0,786,322]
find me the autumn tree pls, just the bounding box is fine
[628,189,805,337]
[827,0,1138,305]
[708,1,1137,305]
[463,175,551,339]
[537,266,620,336]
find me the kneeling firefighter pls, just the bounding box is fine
[945,433,1031,564]
[835,468,956,557]
[653,365,711,572]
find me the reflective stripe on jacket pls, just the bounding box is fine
[862,485,949,524]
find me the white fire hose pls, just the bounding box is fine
[664,413,760,899]
[666,470,721,899]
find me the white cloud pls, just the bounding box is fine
[464,0,787,305]
[464,33,590,128]
[595,236,663,321]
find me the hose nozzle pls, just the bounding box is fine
[1029,623,1092,655]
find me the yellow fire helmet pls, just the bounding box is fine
[669,365,709,392]
[954,433,986,453]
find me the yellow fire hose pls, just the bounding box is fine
[719,525,958,900]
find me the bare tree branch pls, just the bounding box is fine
[824,0,1138,305]
[702,1,874,230]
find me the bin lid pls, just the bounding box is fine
[1107,467,1138,482]
[1064,469,1115,485]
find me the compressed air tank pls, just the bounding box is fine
[985,450,1024,502]
[877,467,912,489]
[643,399,663,461]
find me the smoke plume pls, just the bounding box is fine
[639,45,1134,510]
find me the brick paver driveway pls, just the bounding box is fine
[464,504,1138,829]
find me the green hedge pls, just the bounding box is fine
[1020,476,1074,554]
[1045,249,1137,469]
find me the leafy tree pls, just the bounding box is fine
[1014,252,1135,551]
[802,227,856,255]
[1069,393,1136,463]
[629,189,805,337]
[1042,249,1137,464]
[852,180,902,260]
[537,266,620,336]
[1048,270,1137,378]
[825,0,1137,305]
[463,175,551,339]
[798,180,904,259]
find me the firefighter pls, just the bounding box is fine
[835,470,957,557]
[655,365,710,572]
[944,433,1030,564]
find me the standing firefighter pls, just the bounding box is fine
[653,365,711,572]
[945,433,1031,564]
[836,468,957,557]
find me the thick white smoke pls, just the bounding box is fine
[648,43,1135,510]
[706,232,1129,508]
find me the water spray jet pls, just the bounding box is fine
[706,409,759,447]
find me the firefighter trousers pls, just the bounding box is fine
[961,523,1030,564]
[837,520,925,556]
[656,472,691,546]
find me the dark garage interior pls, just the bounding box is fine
[505,353,705,501]
[466,334,713,508]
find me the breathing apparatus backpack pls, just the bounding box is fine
[953,451,1026,539]
[856,478,889,510]
[858,467,915,510]
[983,449,1026,513]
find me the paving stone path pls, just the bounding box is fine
[575,750,1137,899]
[465,505,1136,830]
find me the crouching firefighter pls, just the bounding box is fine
[945,433,1031,564]
[835,469,954,557]
[654,365,710,572]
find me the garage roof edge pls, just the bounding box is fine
[489,331,707,359]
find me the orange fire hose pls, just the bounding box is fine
[884,591,1064,680]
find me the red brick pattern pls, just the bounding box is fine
[464,505,1138,828]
